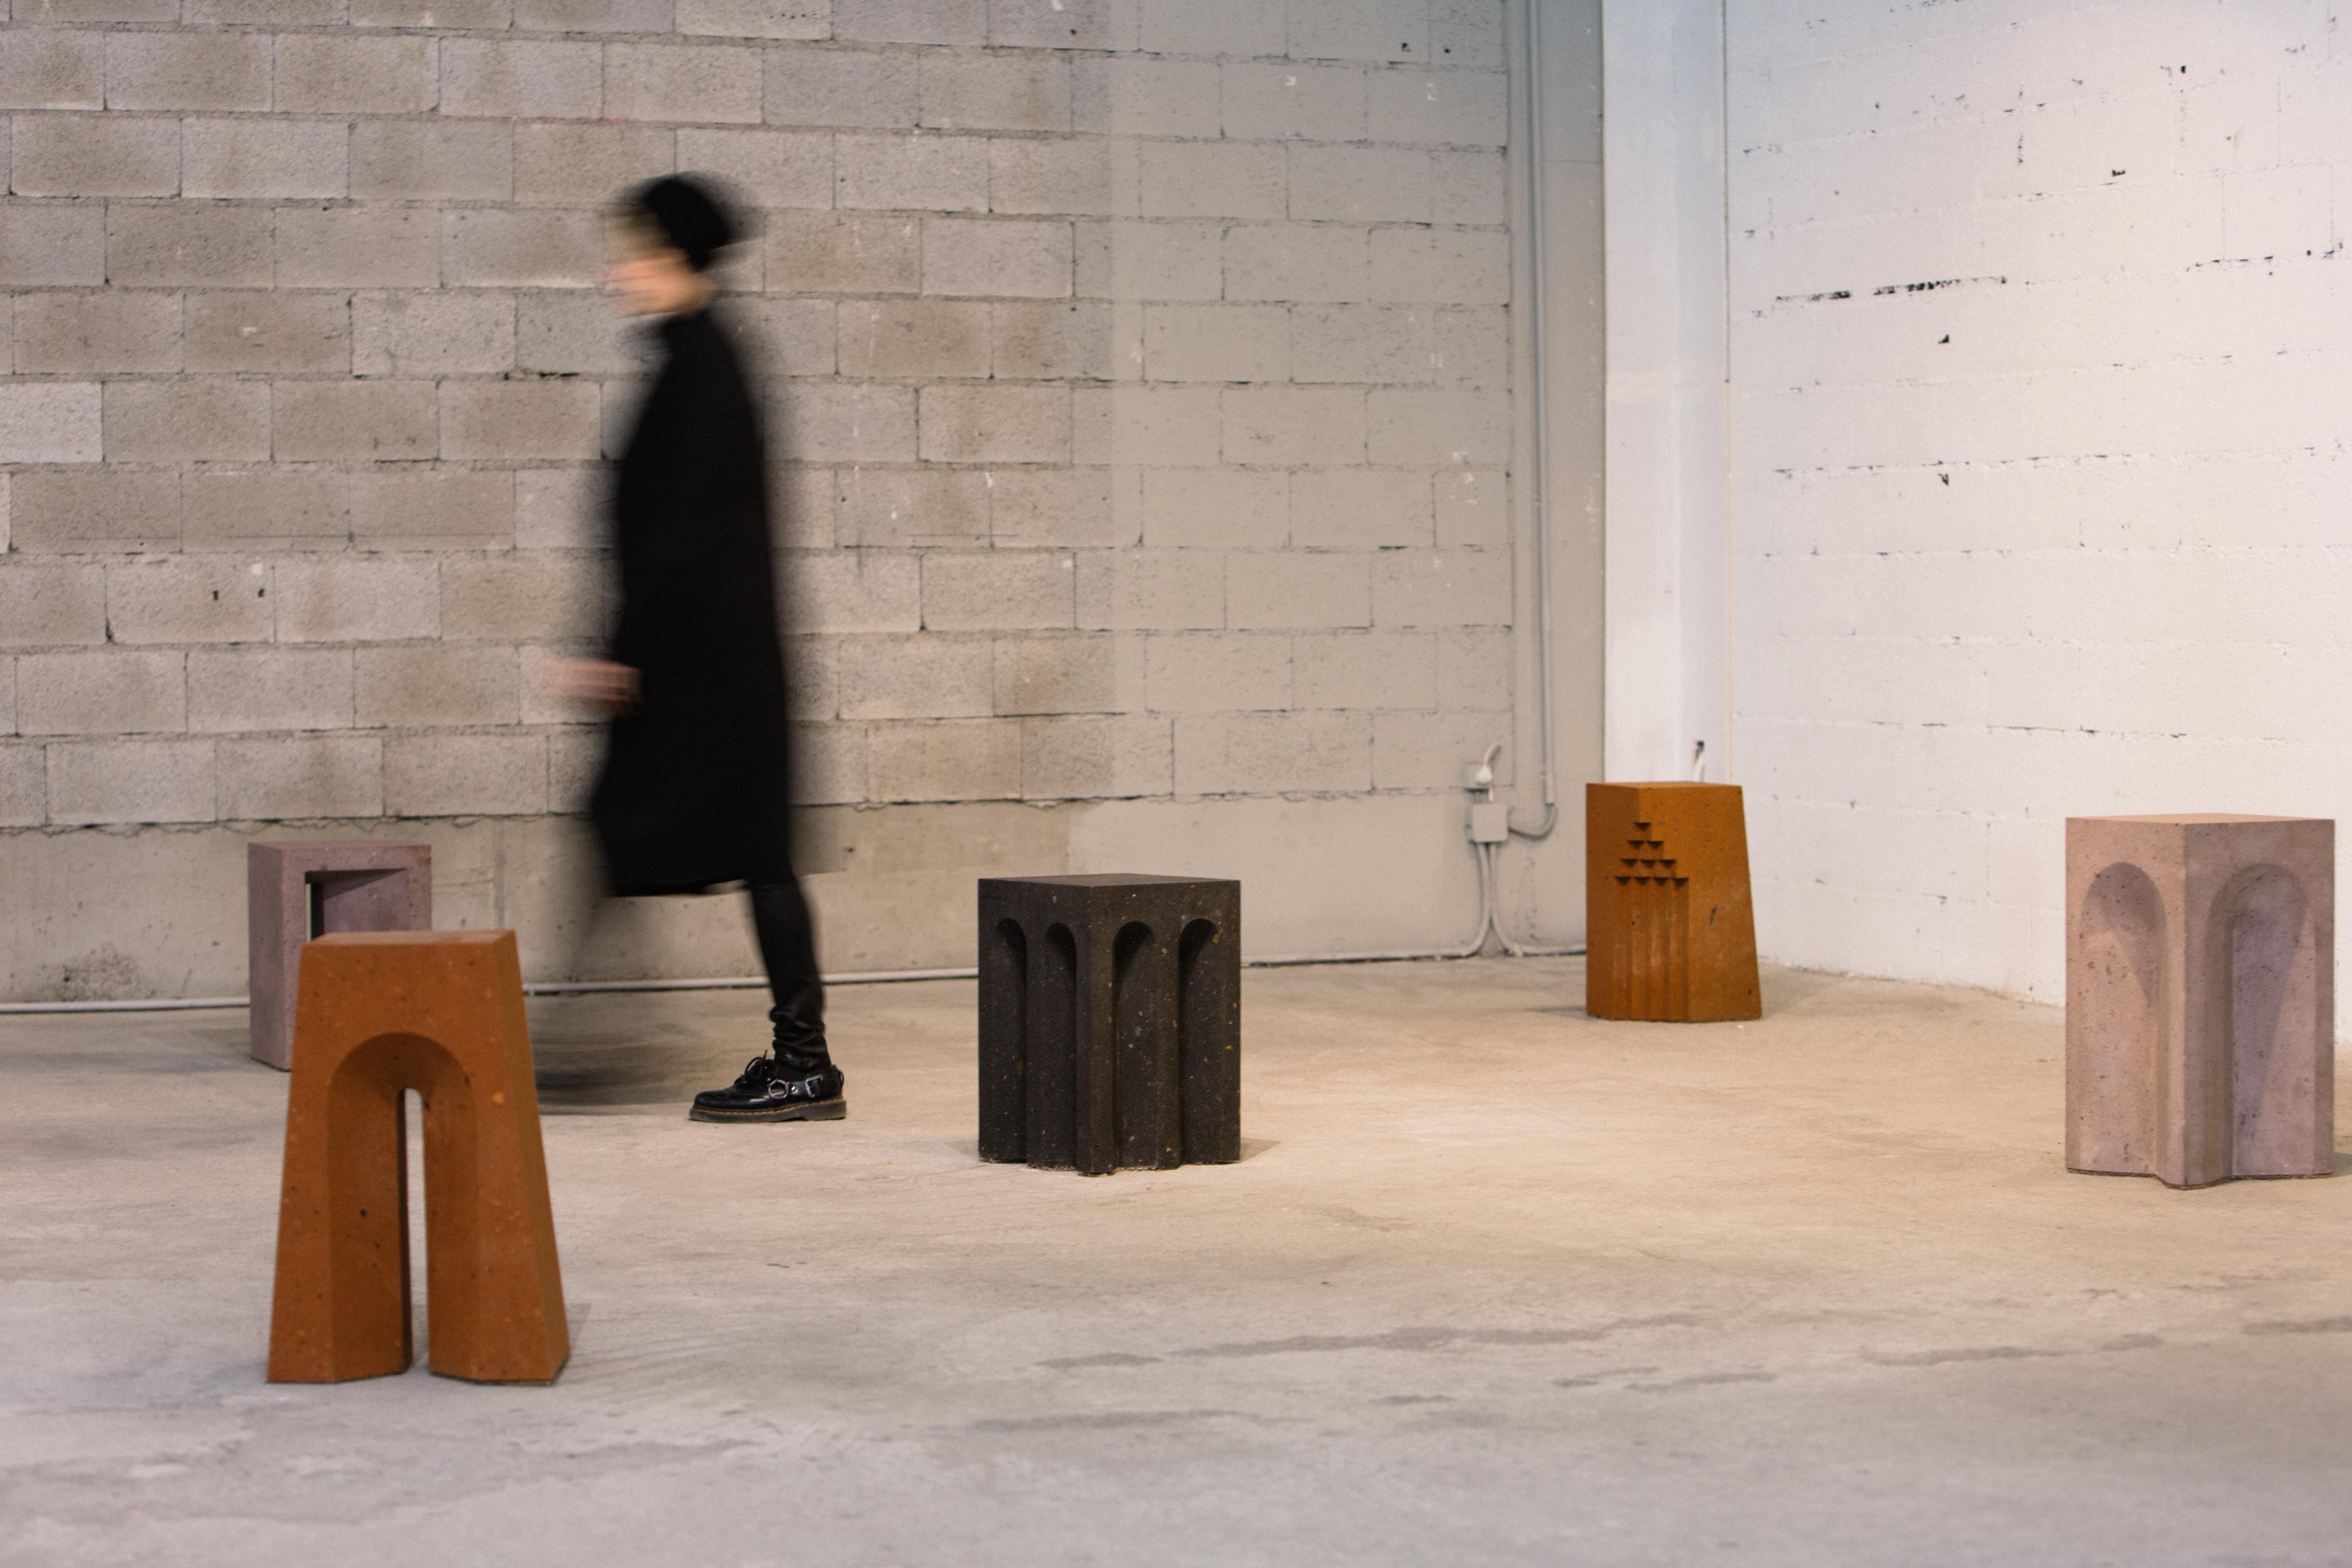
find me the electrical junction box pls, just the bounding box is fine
[1468,803,1510,844]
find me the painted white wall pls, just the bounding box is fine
[1722,0,2352,1025]
[1601,0,1728,784]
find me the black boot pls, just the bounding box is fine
[689,972,845,1123]
[688,1052,845,1123]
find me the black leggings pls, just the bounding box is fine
[748,873,826,1060]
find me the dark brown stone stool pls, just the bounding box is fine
[267,930,569,1385]
[248,840,431,1071]
[1586,782,1762,1022]
[978,874,1241,1176]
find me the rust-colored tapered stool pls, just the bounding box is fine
[2067,815,2334,1189]
[267,930,569,1385]
[1586,782,1761,1021]
[248,840,432,1071]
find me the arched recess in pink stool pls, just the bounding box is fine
[267,931,569,1385]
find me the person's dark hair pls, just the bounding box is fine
[620,174,738,273]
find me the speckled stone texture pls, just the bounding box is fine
[267,930,568,1385]
[979,873,1241,1176]
[2067,815,2334,1190]
[1585,782,1761,1022]
[246,840,431,1071]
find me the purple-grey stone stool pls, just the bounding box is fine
[248,840,432,1071]
[979,874,1241,1176]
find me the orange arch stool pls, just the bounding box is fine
[267,930,569,1384]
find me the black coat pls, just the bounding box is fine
[590,305,794,896]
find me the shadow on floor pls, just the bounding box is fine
[531,1036,715,1112]
[1526,962,1845,1024]
[526,995,747,1113]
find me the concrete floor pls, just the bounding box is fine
[5,958,2351,1567]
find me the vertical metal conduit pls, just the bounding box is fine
[1514,0,1560,841]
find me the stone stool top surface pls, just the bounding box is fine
[252,839,430,865]
[310,930,501,949]
[2070,814,2325,826]
[983,873,1236,888]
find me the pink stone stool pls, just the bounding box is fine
[2067,815,2334,1189]
[248,840,431,1071]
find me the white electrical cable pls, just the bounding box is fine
[0,941,1589,1016]
[0,995,252,1014]
[1464,756,1582,960]
[1463,832,1503,958]
[523,967,976,996]
[0,967,981,1014]
[1483,838,1584,958]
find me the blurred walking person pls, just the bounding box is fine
[549,175,843,1125]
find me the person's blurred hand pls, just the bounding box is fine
[540,657,640,715]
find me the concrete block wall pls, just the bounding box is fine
[0,0,1532,998]
[1724,0,2352,1017]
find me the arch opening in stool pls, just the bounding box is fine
[1177,918,1238,1164]
[1026,923,1080,1168]
[2221,861,2314,1175]
[1110,921,1178,1169]
[2070,861,2165,1175]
